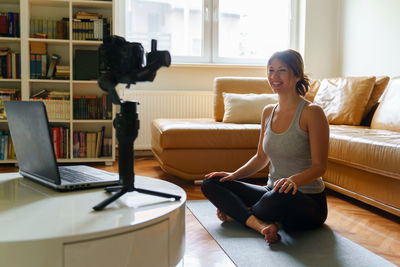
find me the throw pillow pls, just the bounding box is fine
[222,93,279,124]
[313,76,376,125]
[370,77,400,131]
[362,76,390,119]
[304,79,321,102]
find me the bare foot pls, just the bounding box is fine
[216,209,234,222]
[261,223,280,243]
[245,215,281,244]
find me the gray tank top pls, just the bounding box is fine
[263,99,325,194]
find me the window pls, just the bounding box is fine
[124,0,297,65]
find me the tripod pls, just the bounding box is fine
[93,101,181,211]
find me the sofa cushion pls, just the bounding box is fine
[313,76,376,125]
[304,79,321,102]
[152,118,260,149]
[363,76,390,119]
[370,77,400,131]
[222,93,278,124]
[329,125,400,179]
[214,77,273,122]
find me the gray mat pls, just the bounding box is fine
[187,200,396,267]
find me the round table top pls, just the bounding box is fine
[0,172,186,243]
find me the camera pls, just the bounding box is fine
[98,35,171,104]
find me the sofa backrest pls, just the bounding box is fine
[214,77,273,122]
[370,76,400,131]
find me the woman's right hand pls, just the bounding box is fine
[204,172,237,182]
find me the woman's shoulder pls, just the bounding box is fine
[260,104,276,126]
[262,103,276,118]
[302,100,328,124]
[303,100,325,115]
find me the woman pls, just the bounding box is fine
[201,49,329,244]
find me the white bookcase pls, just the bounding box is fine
[0,0,116,165]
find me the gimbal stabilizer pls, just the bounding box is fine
[93,36,181,211]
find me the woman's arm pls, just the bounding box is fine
[274,104,329,194]
[205,104,274,182]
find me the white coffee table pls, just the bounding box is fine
[0,172,186,267]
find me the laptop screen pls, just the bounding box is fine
[5,101,61,185]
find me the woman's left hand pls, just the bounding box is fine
[273,178,297,195]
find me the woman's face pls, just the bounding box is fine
[267,59,299,94]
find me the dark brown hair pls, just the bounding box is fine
[267,49,310,96]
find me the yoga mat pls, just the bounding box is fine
[187,200,396,267]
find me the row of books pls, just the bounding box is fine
[0,49,21,79]
[30,54,49,79]
[0,133,15,160]
[52,127,112,159]
[0,12,20,38]
[52,126,70,159]
[30,18,69,40]
[0,88,20,119]
[73,127,112,158]
[30,53,63,80]
[30,98,70,121]
[73,94,112,120]
[72,18,110,41]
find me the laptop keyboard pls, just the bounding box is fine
[59,168,102,183]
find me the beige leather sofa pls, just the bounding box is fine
[151,76,400,216]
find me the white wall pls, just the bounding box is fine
[302,0,341,79]
[340,0,400,77]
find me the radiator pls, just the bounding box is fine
[120,90,214,149]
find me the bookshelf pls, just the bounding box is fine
[0,0,21,163]
[0,0,115,165]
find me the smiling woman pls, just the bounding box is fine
[201,49,330,244]
[121,0,297,65]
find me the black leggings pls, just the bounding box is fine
[201,177,327,231]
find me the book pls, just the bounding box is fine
[30,42,47,54]
[96,126,105,157]
[75,11,101,20]
[52,127,60,158]
[0,13,8,37]
[74,50,99,80]
[31,89,48,98]
[47,54,59,78]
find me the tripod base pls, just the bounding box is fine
[93,184,181,211]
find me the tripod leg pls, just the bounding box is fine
[93,188,128,211]
[135,188,181,200]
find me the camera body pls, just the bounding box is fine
[98,35,171,87]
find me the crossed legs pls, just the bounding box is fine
[201,177,327,243]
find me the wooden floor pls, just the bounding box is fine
[2,157,399,266]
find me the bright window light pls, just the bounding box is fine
[124,0,295,65]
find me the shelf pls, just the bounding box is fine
[0,159,17,164]
[0,0,116,165]
[29,79,70,83]
[29,38,69,44]
[73,120,113,123]
[71,1,112,8]
[0,37,21,43]
[0,79,21,83]
[72,40,103,46]
[0,0,19,4]
[29,0,69,7]
[49,120,70,123]
[72,80,99,84]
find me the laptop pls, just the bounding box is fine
[4,101,119,191]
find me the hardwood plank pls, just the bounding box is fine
[1,157,399,266]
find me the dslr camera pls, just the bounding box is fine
[98,35,171,104]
